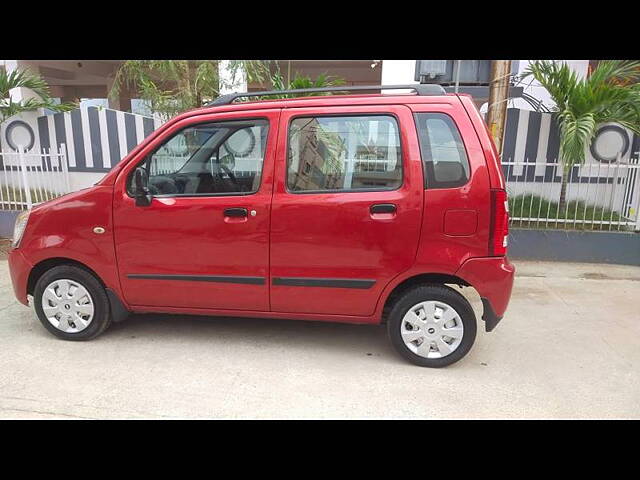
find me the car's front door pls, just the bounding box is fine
[113,109,280,311]
[269,105,424,317]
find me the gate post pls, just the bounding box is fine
[635,186,640,232]
[60,143,71,193]
[634,161,640,232]
[17,146,32,209]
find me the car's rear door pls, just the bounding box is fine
[269,105,423,317]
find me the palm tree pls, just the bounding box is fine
[111,61,348,120]
[0,68,76,123]
[522,60,640,212]
[268,72,346,98]
[225,61,347,98]
[110,60,222,121]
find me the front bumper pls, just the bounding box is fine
[456,256,515,332]
[8,248,32,306]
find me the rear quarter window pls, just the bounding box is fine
[415,113,470,189]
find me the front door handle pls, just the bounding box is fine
[370,203,397,214]
[224,207,248,217]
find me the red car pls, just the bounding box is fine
[8,84,514,367]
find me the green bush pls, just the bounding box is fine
[508,194,629,231]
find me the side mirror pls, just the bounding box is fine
[134,167,152,206]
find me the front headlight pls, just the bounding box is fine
[12,210,31,248]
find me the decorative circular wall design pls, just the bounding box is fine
[590,125,629,163]
[4,120,36,151]
[225,128,256,158]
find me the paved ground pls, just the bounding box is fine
[0,259,638,419]
[0,238,11,260]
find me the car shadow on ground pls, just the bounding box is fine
[106,312,395,360]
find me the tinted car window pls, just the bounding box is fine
[287,115,402,192]
[415,113,470,188]
[129,119,268,196]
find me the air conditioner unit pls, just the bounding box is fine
[415,60,494,85]
[414,60,448,80]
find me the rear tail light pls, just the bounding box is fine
[489,189,509,256]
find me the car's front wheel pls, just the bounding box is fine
[387,284,477,367]
[33,265,112,341]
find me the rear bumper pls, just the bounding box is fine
[8,248,32,306]
[456,256,515,332]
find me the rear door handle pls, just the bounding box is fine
[224,207,248,217]
[370,203,397,214]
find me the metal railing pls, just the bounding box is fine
[503,158,640,231]
[149,153,191,176]
[9,144,632,233]
[0,144,71,210]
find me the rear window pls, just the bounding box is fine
[287,115,402,192]
[415,113,470,188]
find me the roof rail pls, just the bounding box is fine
[207,84,446,106]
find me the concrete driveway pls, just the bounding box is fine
[0,259,638,419]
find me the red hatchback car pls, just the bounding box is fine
[8,84,514,367]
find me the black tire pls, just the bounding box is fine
[387,284,477,368]
[33,265,112,341]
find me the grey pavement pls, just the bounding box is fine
[0,259,638,419]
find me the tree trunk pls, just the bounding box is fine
[215,60,220,98]
[558,165,569,214]
[187,61,199,107]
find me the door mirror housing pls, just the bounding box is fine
[134,167,152,206]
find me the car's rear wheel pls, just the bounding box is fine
[33,265,112,341]
[387,284,477,367]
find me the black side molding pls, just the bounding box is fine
[481,297,503,332]
[106,288,130,323]
[127,274,265,285]
[272,277,376,289]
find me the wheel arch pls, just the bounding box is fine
[379,272,477,324]
[27,257,105,296]
[27,257,130,323]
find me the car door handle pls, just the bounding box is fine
[224,207,248,217]
[370,203,397,214]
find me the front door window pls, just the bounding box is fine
[129,119,269,196]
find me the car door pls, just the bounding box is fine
[269,105,423,317]
[112,109,280,311]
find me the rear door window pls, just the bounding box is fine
[287,115,402,192]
